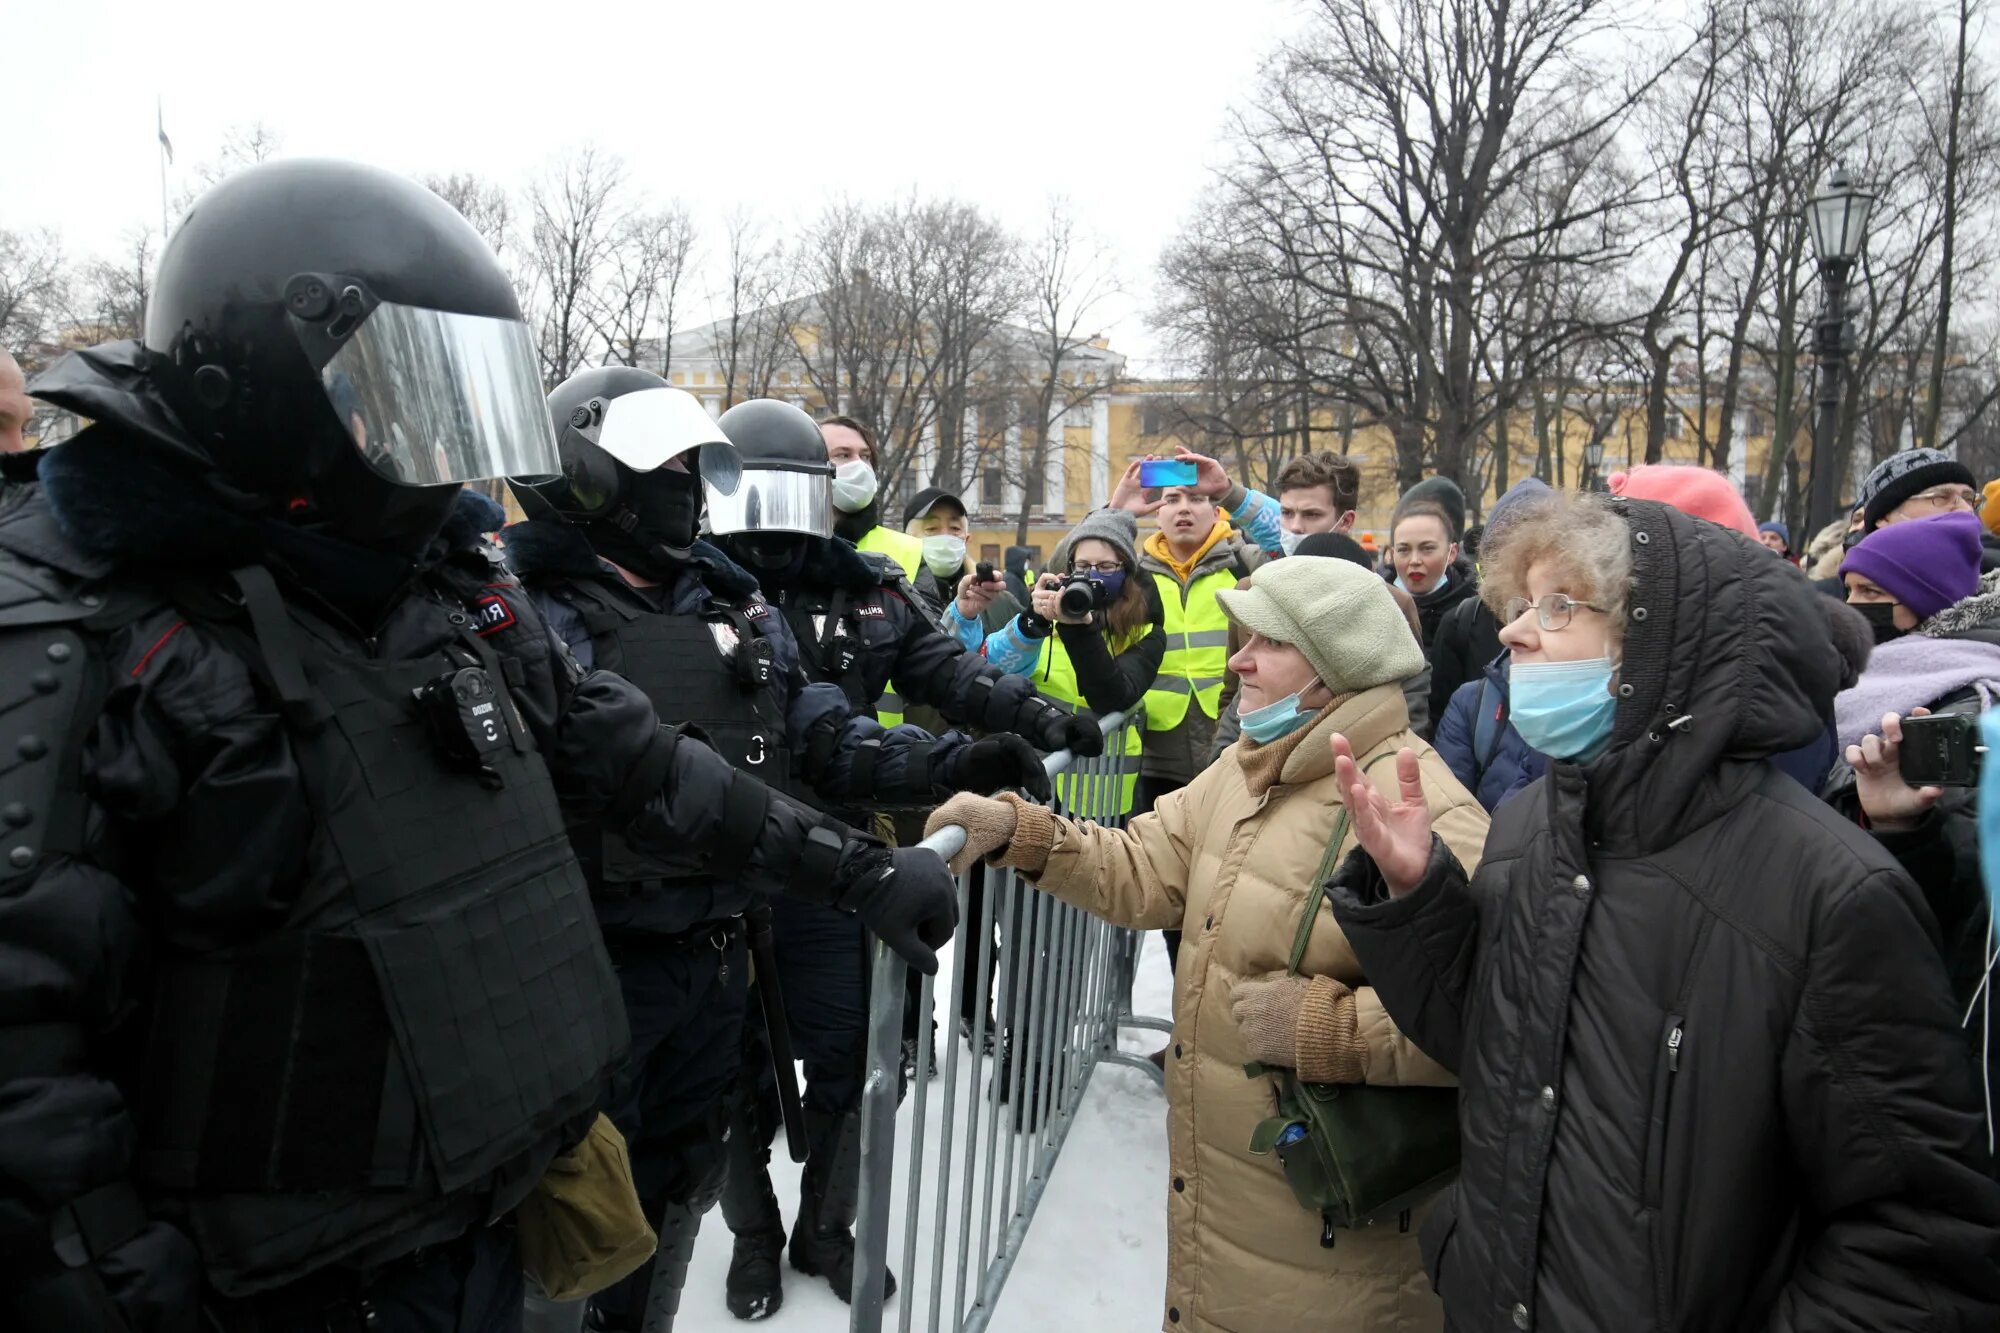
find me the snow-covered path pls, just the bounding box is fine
[676,932,1176,1333]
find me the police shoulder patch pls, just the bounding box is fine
[473,592,518,637]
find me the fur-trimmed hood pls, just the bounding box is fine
[1918,566,2000,644]
[502,516,760,602]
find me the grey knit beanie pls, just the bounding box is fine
[1858,447,1976,530]
[1053,508,1142,573]
[1215,556,1423,695]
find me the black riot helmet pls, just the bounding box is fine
[141,158,559,554]
[511,366,741,569]
[708,399,835,539]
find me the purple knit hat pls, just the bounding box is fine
[1839,511,1984,620]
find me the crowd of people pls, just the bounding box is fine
[2,154,1998,1333]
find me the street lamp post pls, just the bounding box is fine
[1805,165,1877,536]
[1582,438,1607,492]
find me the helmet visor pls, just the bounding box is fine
[593,388,742,495]
[321,304,558,486]
[705,463,833,538]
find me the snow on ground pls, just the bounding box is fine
[678,931,1175,1333]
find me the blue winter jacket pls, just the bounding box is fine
[1434,654,1547,813]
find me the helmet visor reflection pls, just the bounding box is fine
[704,464,833,538]
[321,304,558,486]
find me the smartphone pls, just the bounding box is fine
[1138,458,1199,489]
[1897,713,1986,788]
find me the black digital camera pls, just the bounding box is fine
[1058,575,1111,620]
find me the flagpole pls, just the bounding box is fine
[156,96,170,238]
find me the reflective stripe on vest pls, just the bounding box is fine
[1143,567,1235,732]
[1030,633,1139,817]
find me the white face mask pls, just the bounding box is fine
[831,459,878,513]
[1278,528,1308,557]
[921,534,967,578]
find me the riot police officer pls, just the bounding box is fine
[707,400,1103,1319]
[502,367,1046,1331]
[0,159,957,1333]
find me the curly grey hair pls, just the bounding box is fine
[1479,490,1633,658]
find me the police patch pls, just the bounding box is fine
[744,601,770,619]
[474,594,517,637]
[855,604,886,619]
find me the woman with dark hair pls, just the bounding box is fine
[1325,490,2000,1330]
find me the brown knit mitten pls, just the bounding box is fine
[923,793,1022,876]
[1292,975,1366,1084]
[1231,974,1314,1069]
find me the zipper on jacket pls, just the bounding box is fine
[1642,1013,1683,1211]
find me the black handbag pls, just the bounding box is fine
[1245,800,1461,1246]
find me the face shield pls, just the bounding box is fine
[704,462,834,538]
[569,386,742,496]
[316,301,559,486]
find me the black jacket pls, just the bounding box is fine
[0,353,895,1327]
[754,536,1082,756]
[1332,501,2000,1332]
[1426,595,1502,729]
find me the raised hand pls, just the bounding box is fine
[1109,458,1167,517]
[1331,734,1431,897]
[1848,708,1943,833]
[1172,445,1232,499]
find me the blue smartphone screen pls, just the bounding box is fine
[1139,459,1198,489]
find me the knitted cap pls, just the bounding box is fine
[1052,508,1141,574]
[1758,520,1790,546]
[1857,448,1976,530]
[1606,465,1758,538]
[1488,477,1553,533]
[1215,556,1423,695]
[1397,476,1466,538]
[1839,511,1984,621]
[1982,480,2000,537]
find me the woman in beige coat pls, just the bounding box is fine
[928,555,1490,1333]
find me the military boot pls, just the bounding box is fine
[788,1107,896,1305]
[719,1103,786,1321]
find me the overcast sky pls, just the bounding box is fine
[11,0,1306,370]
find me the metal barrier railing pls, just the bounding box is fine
[850,712,1173,1333]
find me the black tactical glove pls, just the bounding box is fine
[1059,713,1106,758]
[946,734,1052,802]
[834,845,961,974]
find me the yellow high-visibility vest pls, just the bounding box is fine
[1030,629,1143,818]
[1142,567,1235,733]
[857,525,925,726]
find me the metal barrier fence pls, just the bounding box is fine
[849,711,1171,1333]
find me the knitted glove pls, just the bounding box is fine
[1231,973,1367,1084]
[922,792,1062,878]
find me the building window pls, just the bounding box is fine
[1665,411,1684,441]
[980,543,1002,566]
[982,467,1004,507]
[1142,404,1166,437]
[1745,409,1766,437]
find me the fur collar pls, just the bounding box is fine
[1920,567,2000,640]
[502,517,761,601]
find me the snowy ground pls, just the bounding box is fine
[677,931,1176,1333]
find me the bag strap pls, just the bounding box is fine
[1472,677,1504,776]
[1286,751,1397,976]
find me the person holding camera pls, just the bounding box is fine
[1825,509,2000,1161]
[983,509,1163,818]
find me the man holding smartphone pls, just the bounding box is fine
[1827,509,2000,1168]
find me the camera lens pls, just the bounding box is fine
[1058,578,1098,619]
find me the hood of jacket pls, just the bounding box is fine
[1579,500,1839,855]
[502,516,760,603]
[1140,524,1246,586]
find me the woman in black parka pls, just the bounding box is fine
[1326,490,2000,1332]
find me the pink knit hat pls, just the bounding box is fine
[1606,465,1759,538]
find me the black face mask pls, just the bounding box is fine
[583,468,703,581]
[304,441,462,559]
[721,533,808,582]
[1853,600,1908,645]
[1843,527,1867,552]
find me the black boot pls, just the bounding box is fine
[958,1010,997,1055]
[789,1107,896,1305]
[719,1101,787,1321]
[988,1036,1050,1134]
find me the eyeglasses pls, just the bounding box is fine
[1907,485,1980,513]
[1502,593,1606,631]
[1071,561,1123,574]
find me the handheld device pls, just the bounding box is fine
[1138,458,1199,489]
[975,561,998,584]
[1057,575,1111,620]
[1898,712,1987,788]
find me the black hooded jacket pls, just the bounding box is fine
[0,347,897,1326]
[1331,501,2000,1331]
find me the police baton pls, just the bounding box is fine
[746,903,809,1163]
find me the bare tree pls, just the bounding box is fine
[75,228,157,341]
[421,173,514,257]
[523,146,626,387]
[1006,201,1118,543]
[171,121,285,218]
[0,228,71,360]
[1919,0,1993,448]
[591,204,697,371]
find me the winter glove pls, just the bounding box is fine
[1059,713,1106,759]
[923,791,1062,878]
[1231,972,1368,1084]
[834,845,961,975]
[944,734,1052,802]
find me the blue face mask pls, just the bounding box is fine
[1241,689,1317,744]
[1085,569,1127,603]
[1508,656,1619,762]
